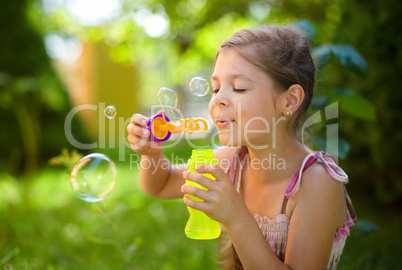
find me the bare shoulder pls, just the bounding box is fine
[295,162,347,227]
[213,146,240,172]
[285,162,348,268]
[301,162,345,199]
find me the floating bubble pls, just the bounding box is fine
[166,107,185,122]
[70,153,117,203]
[104,105,117,119]
[158,87,177,107]
[189,77,210,97]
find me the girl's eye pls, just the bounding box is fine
[212,88,246,94]
[234,89,246,93]
[212,89,220,94]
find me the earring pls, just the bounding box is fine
[286,111,290,116]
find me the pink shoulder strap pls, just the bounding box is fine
[284,151,349,198]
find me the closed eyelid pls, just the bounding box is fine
[211,73,250,93]
[211,80,220,90]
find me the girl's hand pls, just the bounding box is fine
[127,111,165,156]
[181,164,248,228]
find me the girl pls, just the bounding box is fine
[127,25,356,270]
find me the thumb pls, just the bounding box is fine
[157,110,167,116]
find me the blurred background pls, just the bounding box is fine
[0,0,401,269]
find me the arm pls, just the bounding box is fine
[127,112,186,199]
[284,164,347,269]
[139,152,186,199]
[182,163,346,270]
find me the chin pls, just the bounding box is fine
[218,133,241,147]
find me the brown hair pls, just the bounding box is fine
[216,25,315,133]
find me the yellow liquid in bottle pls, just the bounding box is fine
[185,149,221,240]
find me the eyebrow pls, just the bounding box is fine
[211,73,253,82]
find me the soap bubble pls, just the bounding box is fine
[189,77,210,97]
[104,105,117,119]
[70,153,117,203]
[166,107,184,122]
[158,87,177,107]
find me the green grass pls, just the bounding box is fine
[0,166,219,270]
[0,164,401,269]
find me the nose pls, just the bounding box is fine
[213,89,229,107]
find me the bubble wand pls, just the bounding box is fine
[146,113,208,142]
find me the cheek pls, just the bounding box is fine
[238,100,276,128]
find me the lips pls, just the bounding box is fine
[215,116,235,129]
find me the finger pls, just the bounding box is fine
[150,140,162,149]
[126,123,133,134]
[183,195,210,212]
[128,133,147,145]
[133,136,162,149]
[129,137,149,150]
[127,128,150,144]
[127,123,150,137]
[195,164,230,183]
[131,113,148,126]
[181,184,210,201]
[183,171,216,190]
[130,142,145,152]
[157,110,167,115]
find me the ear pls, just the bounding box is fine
[281,84,305,115]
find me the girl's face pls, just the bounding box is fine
[209,49,284,148]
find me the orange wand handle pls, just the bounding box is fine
[168,118,208,134]
[147,114,208,142]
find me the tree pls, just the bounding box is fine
[0,0,89,177]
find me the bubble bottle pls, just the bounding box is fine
[185,149,221,239]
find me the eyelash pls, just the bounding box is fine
[234,89,246,93]
[212,88,246,94]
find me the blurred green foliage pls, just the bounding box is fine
[0,0,90,178]
[331,0,402,205]
[293,19,375,160]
